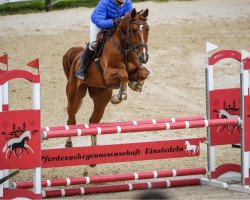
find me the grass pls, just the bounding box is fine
[0,0,191,15]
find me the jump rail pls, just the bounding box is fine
[41,116,206,131]
[1,43,250,199]
[41,178,202,198]
[12,167,207,189]
[42,118,241,139]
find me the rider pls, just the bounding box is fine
[75,0,133,80]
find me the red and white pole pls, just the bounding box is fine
[41,116,206,131]
[12,167,207,189]
[42,118,240,139]
[41,178,201,198]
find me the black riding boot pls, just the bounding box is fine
[75,44,94,80]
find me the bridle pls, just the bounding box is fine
[127,19,148,52]
[111,17,148,70]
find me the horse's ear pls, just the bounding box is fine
[141,8,149,18]
[138,9,143,14]
[131,8,137,19]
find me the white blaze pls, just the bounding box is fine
[139,24,147,61]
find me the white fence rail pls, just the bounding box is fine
[0,0,35,5]
[0,0,61,12]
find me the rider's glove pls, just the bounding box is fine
[112,18,121,26]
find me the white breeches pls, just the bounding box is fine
[89,20,102,50]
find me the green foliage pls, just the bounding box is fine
[0,0,189,15]
[0,1,44,15]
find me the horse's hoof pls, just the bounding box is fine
[122,93,127,100]
[128,81,138,91]
[65,141,73,148]
[135,84,142,92]
[111,95,122,104]
[128,81,142,92]
[89,164,96,168]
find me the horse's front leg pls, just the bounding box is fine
[22,147,30,155]
[128,66,150,92]
[105,67,128,105]
[117,83,128,101]
[24,144,34,154]
[221,125,226,132]
[13,148,19,157]
[111,71,128,104]
[19,148,24,156]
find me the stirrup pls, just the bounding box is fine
[75,67,87,80]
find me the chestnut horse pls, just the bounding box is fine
[62,8,150,156]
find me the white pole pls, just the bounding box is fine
[0,170,3,197]
[3,170,9,189]
[0,85,2,196]
[205,42,217,175]
[241,50,250,186]
[0,85,3,112]
[2,83,10,188]
[32,82,41,194]
[33,167,42,194]
[3,82,8,110]
[32,83,40,110]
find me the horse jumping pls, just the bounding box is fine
[62,8,150,152]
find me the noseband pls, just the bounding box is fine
[127,20,148,52]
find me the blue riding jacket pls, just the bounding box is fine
[91,0,133,29]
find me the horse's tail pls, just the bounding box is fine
[2,141,8,153]
[62,46,84,80]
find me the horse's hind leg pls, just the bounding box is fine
[13,149,19,157]
[88,87,112,167]
[8,149,13,158]
[66,83,88,147]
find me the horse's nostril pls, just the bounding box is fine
[139,56,143,62]
[138,54,148,64]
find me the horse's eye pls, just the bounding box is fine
[131,28,137,33]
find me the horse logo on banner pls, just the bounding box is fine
[217,109,241,134]
[2,131,34,159]
[185,141,199,155]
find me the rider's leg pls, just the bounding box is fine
[75,43,95,80]
[75,20,101,80]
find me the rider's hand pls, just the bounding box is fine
[112,18,121,26]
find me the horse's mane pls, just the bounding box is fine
[7,131,31,146]
[103,9,148,42]
[118,9,147,31]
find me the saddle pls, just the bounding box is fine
[93,31,108,76]
[93,27,117,76]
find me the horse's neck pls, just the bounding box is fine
[220,110,240,119]
[219,110,228,117]
[20,139,26,145]
[112,24,130,49]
